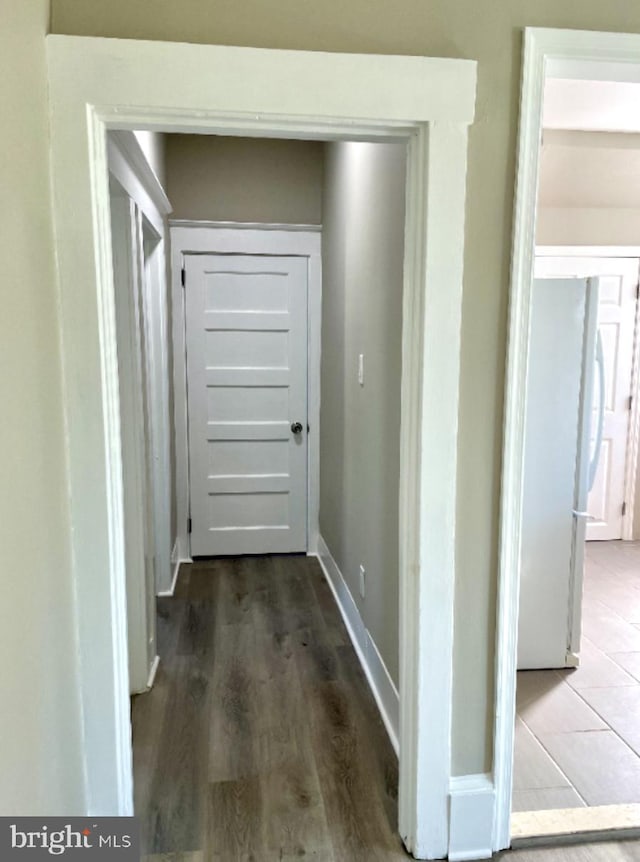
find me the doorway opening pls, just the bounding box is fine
[46,36,476,860]
[497,27,640,850]
[125,134,409,856]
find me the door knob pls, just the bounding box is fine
[291,422,303,435]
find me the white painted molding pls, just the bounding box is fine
[46,35,476,849]
[108,133,174,601]
[158,556,184,599]
[110,194,153,699]
[448,774,495,862]
[145,655,160,691]
[170,223,323,253]
[397,121,470,861]
[48,36,477,126]
[316,536,399,754]
[169,218,322,232]
[156,538,187,598]
[496,26,640,853]
[537,245,640,258]
[626,290,640,542]
[169,223,322,564]
[107,130,172,233]
[306,250,322,556]
[141,229,174,597]
[175,534,192,565]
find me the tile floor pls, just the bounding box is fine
[514,541,640,813]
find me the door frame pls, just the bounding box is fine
[108,188,156,694]
[140,217,173,595]
[495,28,640,850]
[169,222,322,562]
[536,246,640,543]
[107,131,172,691]
[46,36,476,859]
[108,130,175,596]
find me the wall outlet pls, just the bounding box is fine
[358,353,364,386]
[359,564,366,598]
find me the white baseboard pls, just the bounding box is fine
[448,774,495,861]
[173,533,193,568]
[170,537,179,565]
[146,655,160,691]
[306,530,319,557]
[315,535,399,755]
[157,544,187,598]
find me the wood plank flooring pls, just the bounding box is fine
[132,553,640,861]
[131,554,409,861]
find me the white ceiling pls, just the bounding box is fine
[544,77,640,133]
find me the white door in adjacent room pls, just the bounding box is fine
[535,254,639,540]
[185,253,308,556]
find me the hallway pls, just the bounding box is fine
[131,554,408,860]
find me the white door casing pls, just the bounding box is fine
[141,226,174,593]
[109,190,155,694]
[170,224,322,564]
[185,253,309,556]
[133,210,160,672]
[497,29,640,852]
[47,36,476,858]
[535,254,639,541]
[108,130,174,595]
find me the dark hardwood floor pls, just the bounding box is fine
[131,554,409,861]
[131,554,640,861]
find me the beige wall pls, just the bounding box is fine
[320,141,405,685]
[0,0,84,813]
[165,135,323,224]
[537,130,640,246]
[49,0,640,777]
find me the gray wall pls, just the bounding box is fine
[165,135,324,224]
[0,1,85,813]
[320,141,406,685]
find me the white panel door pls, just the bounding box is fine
[185,253,308,556]
[535,255,639,540]
[518,278,598,669]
